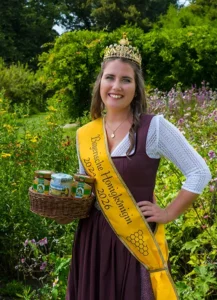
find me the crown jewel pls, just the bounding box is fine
[103,33,142,67]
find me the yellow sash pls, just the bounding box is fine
[77,117,179,300]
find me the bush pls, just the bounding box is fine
[141,25,217,90]
[0,92,78,282]
[1,85,217,298]
[0,58,46,113]
[38,27,144,120]
[147,83,217,299]
[39,24,217,121]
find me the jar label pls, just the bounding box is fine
[33,178,50,194]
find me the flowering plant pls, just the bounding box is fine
[15,236,71,299]
[16,237,50,282]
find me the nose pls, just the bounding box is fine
[112,79,122,91]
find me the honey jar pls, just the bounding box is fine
[71,174,95,199]
[49,173,73,197]
[33,170,54,194]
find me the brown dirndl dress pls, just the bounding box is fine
[66,115,160,300]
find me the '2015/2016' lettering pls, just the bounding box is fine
[97,188,112,210]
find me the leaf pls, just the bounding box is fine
[52,288,58,299]
[182,240,200,253]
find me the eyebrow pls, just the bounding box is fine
[104,73,133,80]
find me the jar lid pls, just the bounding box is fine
[74,174,95,184]
[50,183,66,191]
[51,173,73,182]
[34,170,54,179]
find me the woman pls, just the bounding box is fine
[66,36,211,300]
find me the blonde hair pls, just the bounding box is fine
[90,58,147,156]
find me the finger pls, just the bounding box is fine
[142,211,154,217]
[146,216,158,223]
[146,214,167,224]
[137,201,153,207]
[139,207,153,213]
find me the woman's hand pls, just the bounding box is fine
[137,201,169,224]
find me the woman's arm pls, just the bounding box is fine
[138,115,212,224]
[138,189,198,223]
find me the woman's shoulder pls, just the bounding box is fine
[140,113,165,125]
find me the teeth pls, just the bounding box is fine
[109,94,122,99]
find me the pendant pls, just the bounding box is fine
[111,133,115,138]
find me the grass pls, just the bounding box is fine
[17,112,78,140]
[17,112,49,126]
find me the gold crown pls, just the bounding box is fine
[103,33,142,67]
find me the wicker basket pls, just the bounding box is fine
[29,188,95,224]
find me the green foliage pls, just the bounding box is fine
[189,0,217,21]
[1,0,217,70]
[157,5,215,29]
[0,0,59,67]
[0,92,78,281]
[141,24,217,89]
[0,0,178,67]
[176,264,217,299]
[39,24,217,117]
[16,237,73,299]
[147,84,217,299]
[16,286,37,300]
[0,59,45,113]
[76,110,92,127]
[0,280,26,297]
[38,27,148,119]
[1,78,217,299]
[64,0,178,31]
[39,30,107,119]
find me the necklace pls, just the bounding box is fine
[105,115,129,139]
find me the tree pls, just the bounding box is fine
[0,0,179,67]
[78,0,178,31]
[0,0,60,67]
[189,0,217,20]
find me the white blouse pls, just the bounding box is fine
[78,115,211,194]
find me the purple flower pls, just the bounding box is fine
[21,258,25,263]
[208,150,216,159]
[210,185,215,192]
[24,239,29,247]
[40,261,47,270]
[38,237,47,246]
[178,118,184,125]
[31,239,36,244]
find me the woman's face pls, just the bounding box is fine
[100,60,136,113]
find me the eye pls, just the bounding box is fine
[122,78,131,83]
[104,75,114,80]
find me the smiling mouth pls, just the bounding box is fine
[109,94,123,99]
